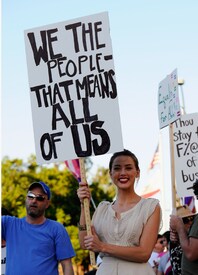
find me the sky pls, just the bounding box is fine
[2,1,198,215]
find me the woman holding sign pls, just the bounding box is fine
[77,149,162,274]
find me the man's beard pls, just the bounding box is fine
[26,205,44,218]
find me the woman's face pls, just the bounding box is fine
[155,237,166,253]
[110,155,140,190]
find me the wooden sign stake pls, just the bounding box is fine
[79,158,96,267]
[169,123,177,209]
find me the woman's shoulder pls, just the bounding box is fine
[92,201,111,222]
[141,197,160,207]
[94,200,111,213]
[97,200,111,207]
[140,197,161,216]
[140,197,162,229]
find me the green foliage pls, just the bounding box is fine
[66,225,89,266]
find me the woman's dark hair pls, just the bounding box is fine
[109,149,140,171]
[162,231,170,243]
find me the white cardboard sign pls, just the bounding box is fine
[173,113,198,197]
[24,12,123,164]
[158,69,181,129]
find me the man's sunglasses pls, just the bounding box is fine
[27,192,46,202]
[182,216,195,224]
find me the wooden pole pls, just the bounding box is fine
[79,158,96,267]
[169,123,177,209]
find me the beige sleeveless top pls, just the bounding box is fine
[92,198,161,275]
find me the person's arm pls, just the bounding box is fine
[78,202,89,249]
[77,182,91,249]
[154,259,161,274]
[184,237,198,261]
[170,215,198,261]
[156,257,164,275]
[84,204,161,263]
[60,258,74,275]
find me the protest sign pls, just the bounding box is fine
[158,69,181,129]
[24,12,123,164]
[173,113,198,197]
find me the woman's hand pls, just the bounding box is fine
[84,226,103,253]
[77,182,91,204]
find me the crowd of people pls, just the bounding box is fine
[146,202,198,275]
[1,149,198,275]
